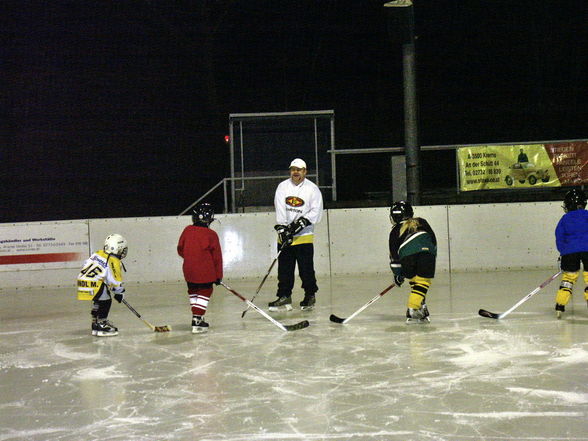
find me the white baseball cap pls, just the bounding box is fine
[289,158,307,169]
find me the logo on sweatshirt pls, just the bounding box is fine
[286,196,305,207]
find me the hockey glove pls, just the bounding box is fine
[274,224,293,246]
[390,262,404,286]
[288,217,311,236]
[112,286,125,303]
[214,278,222,286]
[114,292,125,303]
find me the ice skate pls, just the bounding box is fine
[95,319,118,337]
[300,294,316,311]
[555,303,565,319]
[91,319,98,336]
[268,296,292,311]
[406,303,430,324]
[192,316,209,334]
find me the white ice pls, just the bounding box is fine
[1,270,588,441]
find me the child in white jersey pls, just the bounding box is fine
[77,234,128,336]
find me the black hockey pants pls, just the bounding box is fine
[276,243,318,298]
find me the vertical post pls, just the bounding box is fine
[385,0,420,205]
[313,118,320,186]
[229,119,235,213]
[239,121,245,212]
[391,154,407,201]
[330,114,337,201]
[455,149,461,195]
[223,179,228,214]
[403,6,420,205]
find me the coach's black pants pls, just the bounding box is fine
[276,243,318,298]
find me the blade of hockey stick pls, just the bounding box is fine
[330,283,395,324]
[478,270,562,320]
[329,314,345,324]
[221,281,309,332]
[284,320,310,331]
[122,299,171,332]
[478,309,499,319]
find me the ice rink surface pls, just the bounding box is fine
[1,270,588,441]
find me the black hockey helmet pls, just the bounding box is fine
[390,200,414,224]
[192,202,215,226]
[563,188,587,212]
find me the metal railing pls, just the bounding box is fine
[179,174,319,215]
[181,138,587,215]
[179,179,229,216]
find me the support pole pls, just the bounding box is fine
[403,14,420,205]
[385,0,420,205]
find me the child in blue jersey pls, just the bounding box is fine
[555,188,588,318]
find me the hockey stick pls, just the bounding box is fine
[220,281,309,332]
[122,299,171,332]
[478,270,562,319]
[241,245,285,318]
[330,283,396,324]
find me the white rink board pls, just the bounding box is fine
[447,201,561,271]
[0,222,89,271]
[0,220,90,288]
[0,202,564,289]
[328,208,390,275]
[88,216,187,285]
[328,206,449,275]
[89,212,330,285]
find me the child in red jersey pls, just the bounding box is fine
[177,203,223,333]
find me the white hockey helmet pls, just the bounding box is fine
[104,234,128,259]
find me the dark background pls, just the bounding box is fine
[2,0,587,222]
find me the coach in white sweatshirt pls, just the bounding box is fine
[268,158,323,312]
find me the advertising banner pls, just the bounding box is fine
[0,222,89,271]
[458,141,588,191]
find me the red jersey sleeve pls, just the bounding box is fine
[177,228,186,257]
[210,230,223,280]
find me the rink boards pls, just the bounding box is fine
[0,201,562,289]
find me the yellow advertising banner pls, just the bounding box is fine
[458,141,588,191]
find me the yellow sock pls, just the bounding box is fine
[555,272,578,306]
[407,276,431,309]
